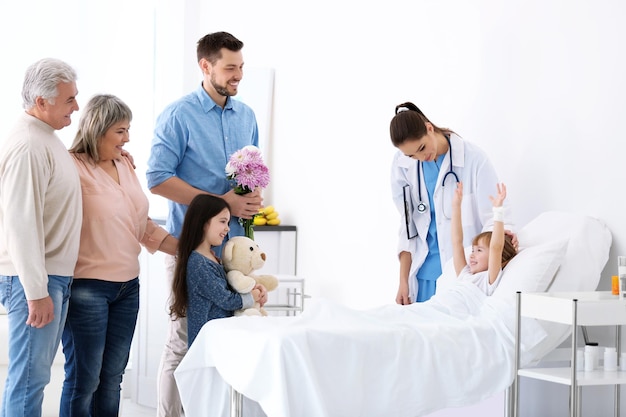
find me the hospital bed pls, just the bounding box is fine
[174,211,611,417]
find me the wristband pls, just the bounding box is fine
[492,206,504,222]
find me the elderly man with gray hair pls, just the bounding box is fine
[0,58,82,417]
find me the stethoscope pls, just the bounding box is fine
[415,135,459,214]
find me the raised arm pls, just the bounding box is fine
[451,182,467,276]
[487,183,507,284]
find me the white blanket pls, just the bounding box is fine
[175,281,547,417]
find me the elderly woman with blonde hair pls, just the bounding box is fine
[60,94,177,416]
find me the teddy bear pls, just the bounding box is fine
[221,236,279,316]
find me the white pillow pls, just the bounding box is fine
[438,211,611,364]
[491,238,569,302]
[503,211,612,364]
[438,238,567,300]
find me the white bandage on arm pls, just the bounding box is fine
[492,206,504,222]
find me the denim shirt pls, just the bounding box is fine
[186,251,253,347]
[146,84,259,239]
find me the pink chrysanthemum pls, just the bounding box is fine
[225,145,271,239]
[226,146,270,193]
[234,162,270,190]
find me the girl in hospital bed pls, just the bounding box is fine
[451,182,517,295]
[168,195,267,347]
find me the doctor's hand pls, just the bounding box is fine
[505,230,519,252]
[396,284,412,305]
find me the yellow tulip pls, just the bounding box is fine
[253,216,268,226]
[265,211,279,220]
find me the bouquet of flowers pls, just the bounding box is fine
[225,145,270,240]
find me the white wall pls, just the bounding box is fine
[2,0,626,415]
[178,0,626,310]
[5,0,623,307]
[174,2,626,415]
[0,0,157,208]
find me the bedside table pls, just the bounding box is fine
[511,291,626,417]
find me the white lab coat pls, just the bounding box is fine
[390,133,513,301]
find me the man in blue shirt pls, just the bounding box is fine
[146,31,264,417]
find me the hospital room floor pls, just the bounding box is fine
[41,399,156,417]
[42,398,156,417]
[119,400,156,417]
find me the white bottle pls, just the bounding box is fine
[604,347,617,371]
[584,344,599,371]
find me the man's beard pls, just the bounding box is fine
[212,78,236,97]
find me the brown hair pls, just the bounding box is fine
[196,31,244,64]
[169,194,231,319]
[472,232,518,269]
[389,102,455,147]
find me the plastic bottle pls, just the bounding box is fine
[584,343,599,371]
[613,275,620,296]
[604,347,617,371]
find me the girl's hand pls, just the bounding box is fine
[253,283,268,306]
[452,181,464,208]
[489,183,507,207]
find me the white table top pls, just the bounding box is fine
[521,291,626,326]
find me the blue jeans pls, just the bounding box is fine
[60,278,139,417]
[0,274,71,417]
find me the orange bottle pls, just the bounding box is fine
[612,275,620,296]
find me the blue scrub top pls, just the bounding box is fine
[415,153,445,301]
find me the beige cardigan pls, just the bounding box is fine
[0,113,82,300]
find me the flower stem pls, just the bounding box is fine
[243,219,254,240]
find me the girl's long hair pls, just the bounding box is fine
[169,194,230,319]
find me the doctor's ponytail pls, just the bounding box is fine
[390,101,455,147]
[395,102,426,117]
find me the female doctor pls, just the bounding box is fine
[390,102,514,304]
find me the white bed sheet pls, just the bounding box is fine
[175,281,547,417]
[174,211,611,417]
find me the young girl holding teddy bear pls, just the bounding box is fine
[169,194,268,347]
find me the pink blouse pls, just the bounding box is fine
[72,153,169,282]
